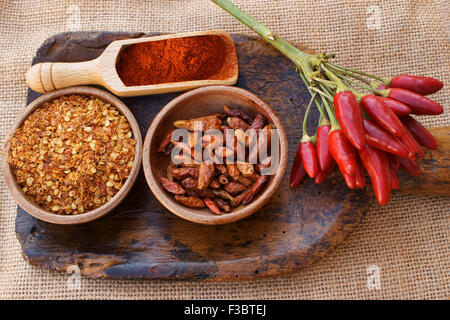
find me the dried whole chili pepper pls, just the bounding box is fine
[181,176,198,190]
[231,188,251,207]
[250,114,265,132]
[223,105,253,124]
[236,162,254,177]
[212,189,235,202]
[316,122,333,171]
[289,144,306,189]
[378,97,411,117]
[388,75,444,96]
[237,175,252,186]
[197,161,215,190]
[363,119,410,158]
[389,167,400,190]
[333,91,365,150]
[397,156,421,176]
[171,167,199,180]
[213,198,232,213]
[314,162,335,184]
[300,140,319,178]
[328,129,358,176]
[224,181,248,195]
[227,117,250,130]
[209,179,221,189]
[361,95,405,137]
[242,175,268,205]
[387,88,444,115]
[226,163,241,181]
[204,198,222,215]
[218,174,230,185]
[215,163,228,176]
[359,143,391,206]
[174,195,205,208]
[160,177,185,195]
[158,129,175,153]
[174,115,222,131]
[400,116,437,150]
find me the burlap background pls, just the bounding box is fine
[0,0,448,299]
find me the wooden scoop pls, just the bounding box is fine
[25,30,239,97]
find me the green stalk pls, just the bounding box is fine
[325,63,371,85]
[301,93,316,140]
[327,62,388,84]
[320,94,339,131]
[211,0,318,79]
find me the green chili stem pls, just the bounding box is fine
[337,74,386,96]
[327,62,387,84]
[302,93,316,138]
[325,63,371,85]
[321,94,339,130]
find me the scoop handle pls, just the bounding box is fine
[26,58,101,93]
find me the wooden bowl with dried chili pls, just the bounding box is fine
[143,85,288,225]
[3,86,142,224]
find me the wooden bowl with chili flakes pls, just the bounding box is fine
[2,86,142,225]
[143,85,288,225]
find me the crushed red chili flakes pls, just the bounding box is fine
[8,95,136,215]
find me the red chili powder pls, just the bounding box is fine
[116,35,227,87]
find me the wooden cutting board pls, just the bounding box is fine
[15,31,449,281]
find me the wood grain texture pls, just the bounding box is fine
[16,31,371,281]
[398,127,450,196]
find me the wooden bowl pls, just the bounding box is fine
[2,86,143,225]
[143,85,288,225]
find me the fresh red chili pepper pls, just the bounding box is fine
[400,116,437,150]
[378,97,411,116]
[359,143,391,206]
[290,145,307,188]
[316,124,333,171]
[361,95,405,137]
[342,172,356,189]
[315,162,335,184]
[363,119,410,158]
[376,83,389,91]
[387,88,444,115]
[388,75,443,96]
[398,126,425,159]
[333,91,365,150]
[397,156,421,176]
[387,153,400,171]
[354,157,366,188]
[328,129,358,176]
[300,140,319,178]
[389,167,400,190]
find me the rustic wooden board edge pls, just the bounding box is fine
[16,190,369,281]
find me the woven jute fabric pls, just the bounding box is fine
[0,0,448,300]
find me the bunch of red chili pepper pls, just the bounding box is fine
[212,0,445,206]
[290,73,443,205]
